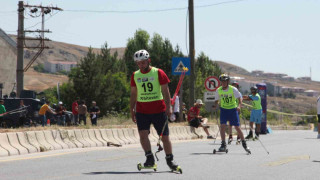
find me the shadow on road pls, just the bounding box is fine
[84,171,169,175]
[190,152,213,155]
[312,160,320,163]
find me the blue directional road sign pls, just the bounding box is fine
[171,57,191,75]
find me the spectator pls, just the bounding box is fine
[89,101,100,126]
[19,100,27,127]
[72,97,80,125]
[0,100,7,127]
[39,100,56,127]
[317,96,320,139]
[172,95,180,122]
[182,102,187,121]
[78,100,87,125]
[55,101,66,126]
[188,99,214,139]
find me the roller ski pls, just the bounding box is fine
[242,140,251,154]
[166,154,182,174]
[137,152,157,172]
[236,136,241,145]
[228,135,233,145]
[213,141,228,154]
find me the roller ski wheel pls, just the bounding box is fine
[245,148,251,155]
[170,166,183,174]
[213,148,228,154]
[137,163,157,172]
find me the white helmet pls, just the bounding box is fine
[134,49,149,61]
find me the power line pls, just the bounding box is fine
[25,11,60,30]
[64,0,246,13]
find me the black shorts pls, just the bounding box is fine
[136,112,169,136]
[189,118,202,128]
[318,114,320,123]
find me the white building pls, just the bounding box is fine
[304,90,319,97]
[44,60,77,73]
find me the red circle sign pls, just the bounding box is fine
[204,76,220,91]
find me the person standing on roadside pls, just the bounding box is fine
[130,49,180,171]
[78,100,87,125]
[72,97,80,125]
[317,96,320,139]
[89,101,100,126]
[0,100,7,127]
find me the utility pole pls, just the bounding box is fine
[17,1,25,98]
[16,1,62,97]
[188,0,195,108]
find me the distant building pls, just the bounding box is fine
[44,60,77,73]
[281,76,295,81]
[0,28,17,96]
[304,90,319,97]
[297,76,311,81]
[251,70,264,76]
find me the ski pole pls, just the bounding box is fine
[155,68,188,161]
[248,126,270,155]
[213,110,221,145]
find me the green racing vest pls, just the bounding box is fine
[134,67,163,102]
[217,85,237,109]
[251,94,262,110]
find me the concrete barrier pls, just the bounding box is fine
[116,129,131,144]
[93,129,108,146]
[43,131,63,150]
[58,130,77,148]
[194,127,207,138]
[73,130,90,148]
[0,145,8,157]
[178,126,191,140]
[7,132,28,155]
[50,130,69,149]
[127,128,140,144]
[111,129,126,145]
[67,130,84,148]
[170,127,182,140]
[87,129,103,147]
[172,126,186,140]
[208,125,219,137]
[16,132,38,153]
[80,129,97,147]
[183,126,198,139]
[102,129,121,145]
[168,127,179,141]
[0,133,19,156]
[35,131,55,151]
[26,131,41,152]
[132,128,140,142]
[122,128,137,144]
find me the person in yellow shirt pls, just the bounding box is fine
[39,100,56,127]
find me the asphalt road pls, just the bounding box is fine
[0,130,319,180]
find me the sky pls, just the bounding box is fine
[1,0,320,81]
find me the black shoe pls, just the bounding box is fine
[166,154,179,170]
[144,152,155,167]
[245,131,253,139]
[219,141,227,151]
